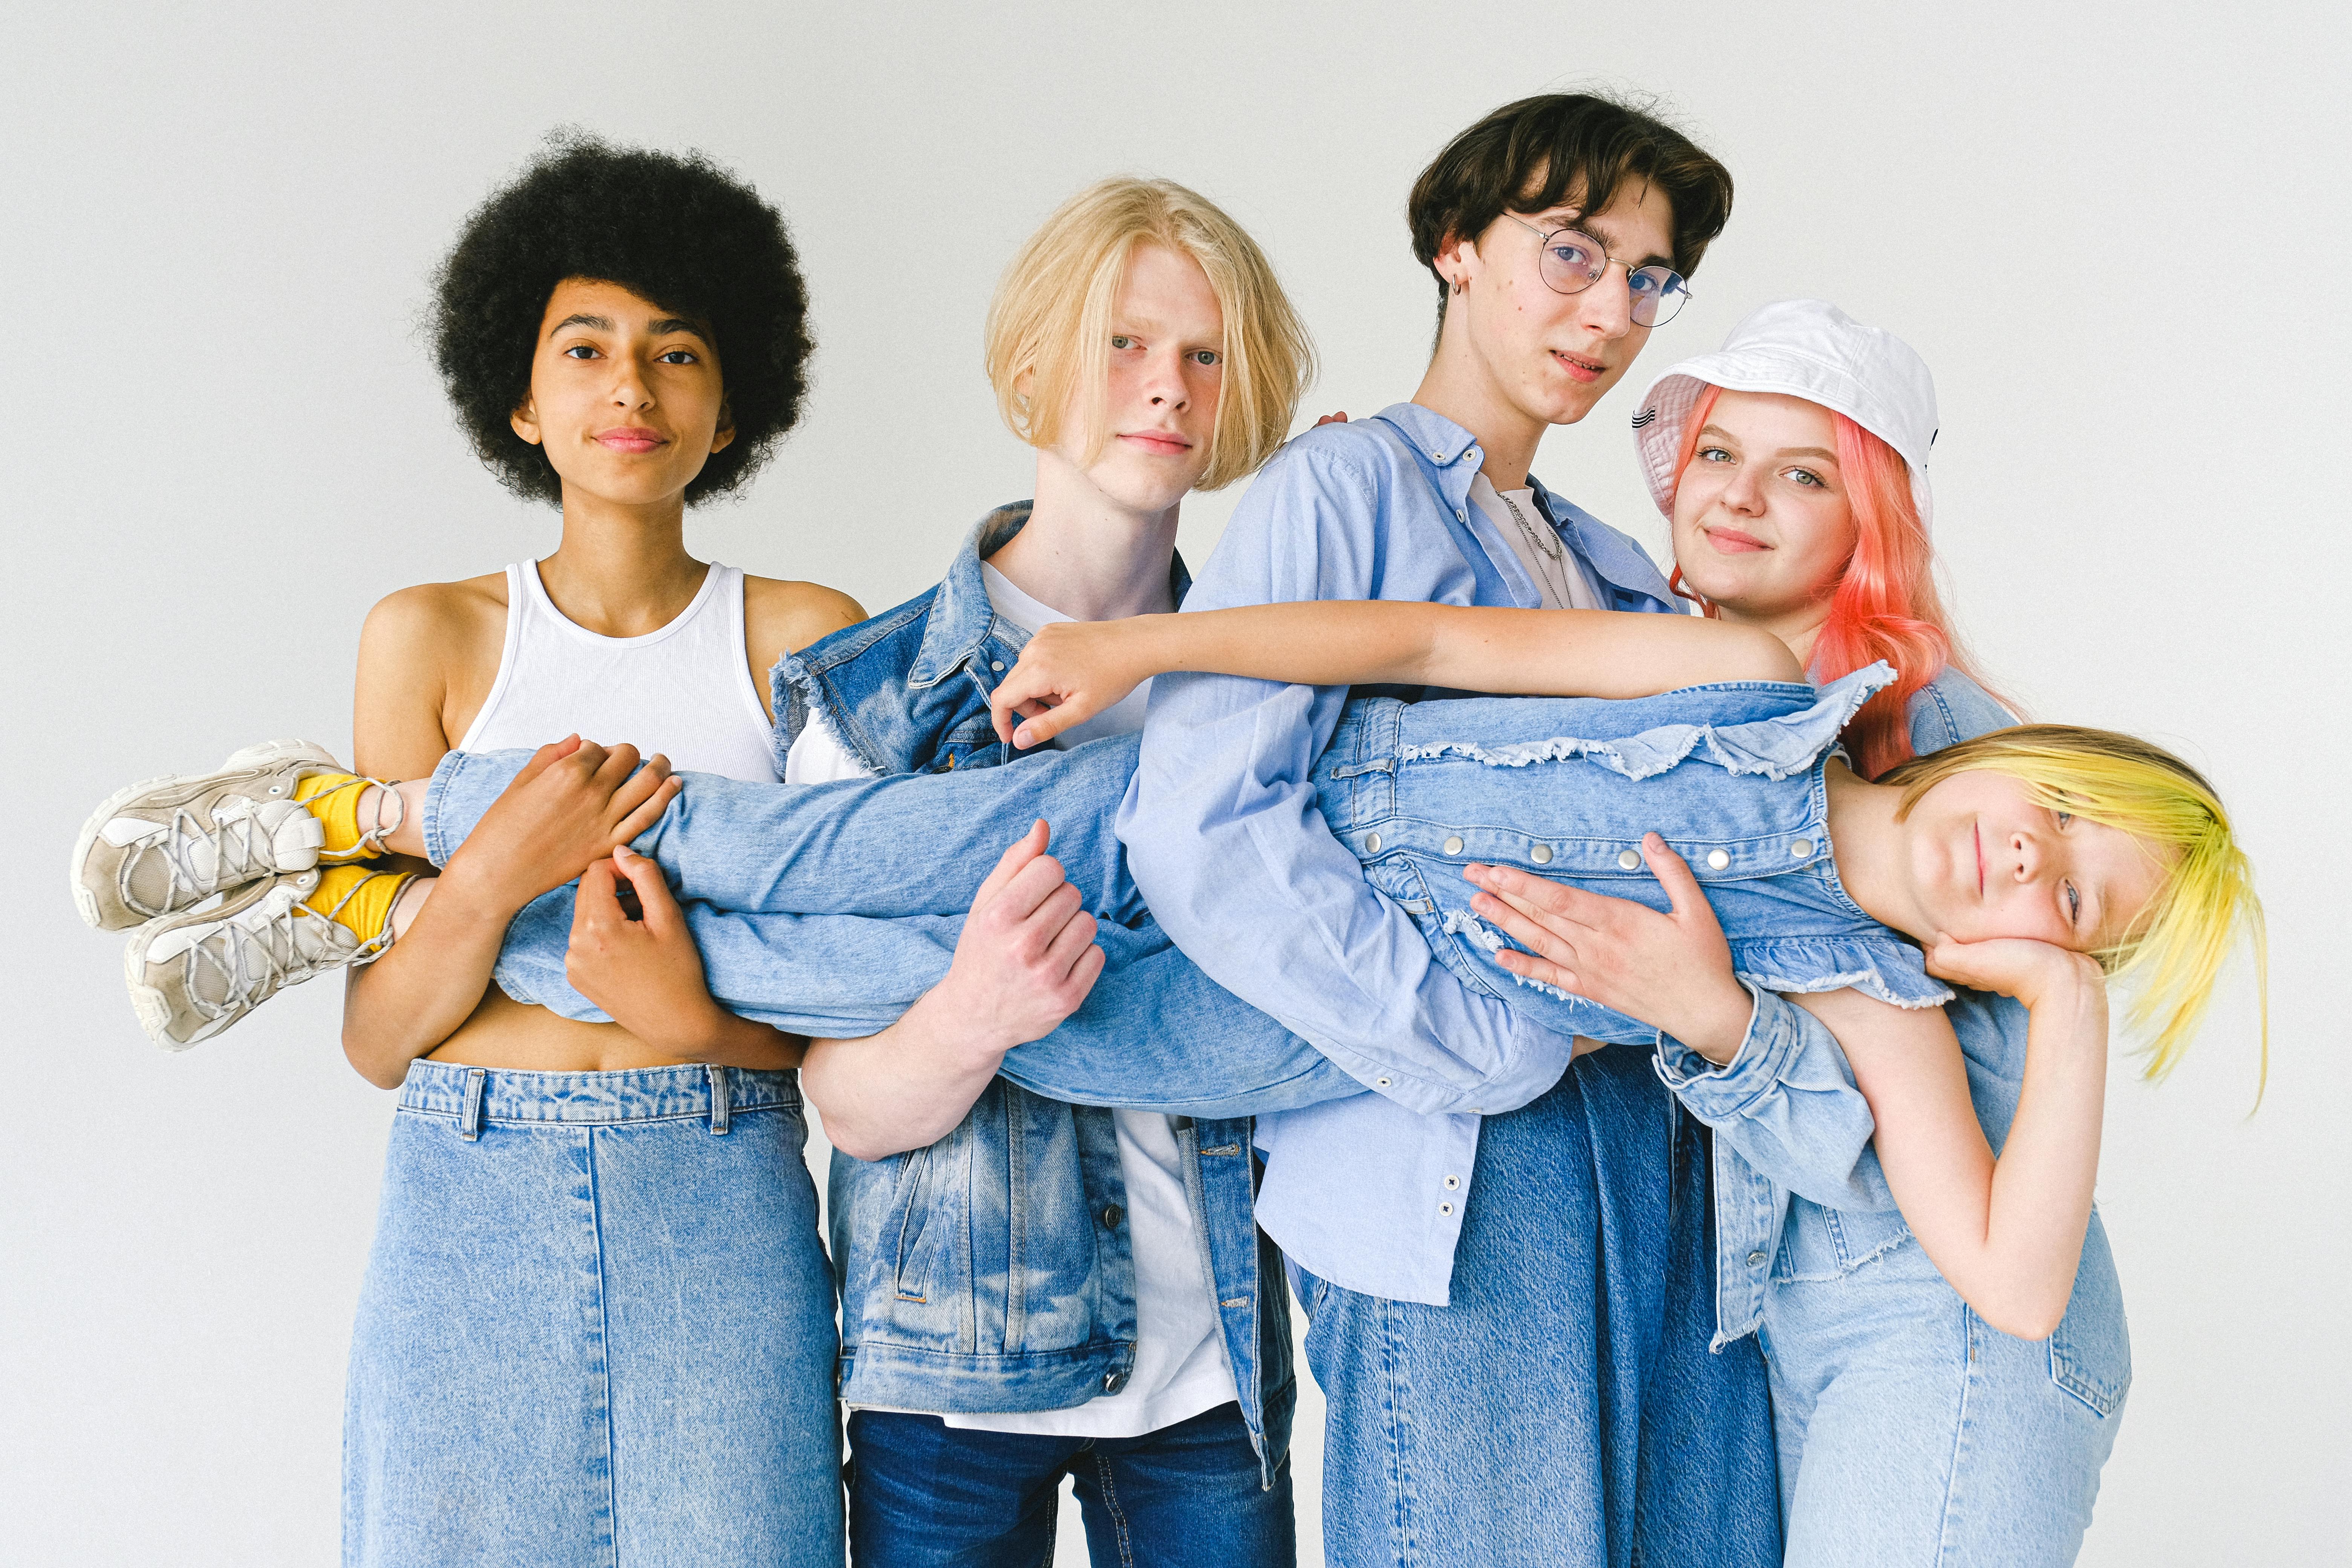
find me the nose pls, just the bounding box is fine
[609,356,653,410]
[1574,260,1638,340]
[1140,347,1190,410]
[1717,458,1766,516]
[2007,828,2044,882]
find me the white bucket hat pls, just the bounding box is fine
[1630,298,1939,530]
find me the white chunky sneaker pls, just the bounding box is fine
[71,740,375,930]
[121,869,400,1049]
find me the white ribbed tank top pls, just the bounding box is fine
[458,560,781,783]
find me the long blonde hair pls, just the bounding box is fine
[984,177,1314,490]
[1880,724,2266,1083]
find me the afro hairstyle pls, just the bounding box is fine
[432,131,812,507]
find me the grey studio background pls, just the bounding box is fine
[3,4,2346,1564]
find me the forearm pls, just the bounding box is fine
[802,999,1008,1161]
[1968,979,2107,1336]
[1092,603,1796,695]
[340,868,518,1088]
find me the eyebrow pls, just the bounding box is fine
[545,313,712,346]
[1544,211,1674,271]
[1694,423,1840,464]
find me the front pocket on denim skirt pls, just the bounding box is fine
[2047,1212,2131,1417]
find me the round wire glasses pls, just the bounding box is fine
[1502,213,1692,328]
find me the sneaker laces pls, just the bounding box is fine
[180,871,409,1024]
[125,803,291,913]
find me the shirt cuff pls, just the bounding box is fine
[1652,982,1796,1123]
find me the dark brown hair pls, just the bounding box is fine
[1408,93,1734,330]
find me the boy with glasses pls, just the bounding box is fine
[1121,93,1788,1564]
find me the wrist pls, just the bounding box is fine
[433,850,539,919]
[902,985,1019,1071]
[1671,980,1758,1066]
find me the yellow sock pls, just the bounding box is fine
[294,772,385,861]
[302,864,410,948]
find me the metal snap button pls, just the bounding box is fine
[1104,1371,1124,1392]
[1100,1205,1123,1230]
[1706,849,1731,870]
[1530,844,1553,864]
[1617,848,1642,870]
[1443,835,1464,855]
[1790,838,1815,858]
[1748,1250,1768,1267]
[991,660,1006,672]
[1365,833,1382,853]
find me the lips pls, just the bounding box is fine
[1118,431,1193,456]
[1551,349,1606,384]
[1703,524,1768,553]
[596,427,666,453]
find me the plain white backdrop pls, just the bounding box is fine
[4,4,2346,1563]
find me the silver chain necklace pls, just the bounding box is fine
[1499,490,1563,562]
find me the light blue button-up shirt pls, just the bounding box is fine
[1121,403,1691,1303]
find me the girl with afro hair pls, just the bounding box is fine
[64,133,911,1565]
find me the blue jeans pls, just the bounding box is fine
[1297,1050,1780,1568]
[343,1061,843,1568]
[425,738,1357,1120]
[846,1403,1294,1568]
[1761,1213,2129,1566]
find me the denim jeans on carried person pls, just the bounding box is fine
[343,1061,842,1568]
[845,1402,1294,1568]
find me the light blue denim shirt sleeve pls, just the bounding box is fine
[1119,422,1577,1118]
[1118,404,1689,1305]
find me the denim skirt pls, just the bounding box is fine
[342,1060,844,1568]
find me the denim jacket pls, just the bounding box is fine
[1654,668,2022,1347]
[770,504,1294,1484]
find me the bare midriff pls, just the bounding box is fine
[423,989,801,1075]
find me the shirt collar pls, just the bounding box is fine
[1370,403,1674,611]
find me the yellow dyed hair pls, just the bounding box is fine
[1880,724,2266,1084]
[984,176,1315,491]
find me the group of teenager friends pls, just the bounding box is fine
[70,93,2264,1568]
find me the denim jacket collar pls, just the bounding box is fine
[908,502,1194,688]
[1366,402,1675,615]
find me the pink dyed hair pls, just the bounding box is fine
[1667,382,2008,778]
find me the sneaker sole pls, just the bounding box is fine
[70,739,341,931]
[121,923,204,1051]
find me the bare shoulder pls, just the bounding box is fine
[361,571,510,662]
[744,574,868,656]
[354,571,513,775]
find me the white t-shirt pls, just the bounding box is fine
[784,562,1240,1439]
[1470,472,1605,612]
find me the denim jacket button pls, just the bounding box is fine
[1790,838,1815,858]
[1365,833,1382,853]
[1443,836,1464,855]
[1617,848,1642,870]
[1103,1371,1124,1393]
[1706,849,1732,870]
[991,660,1006,672]
[1100,1205,1123,1230]
[1530,844,1553,863]
[1747,1250,1769,1267]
